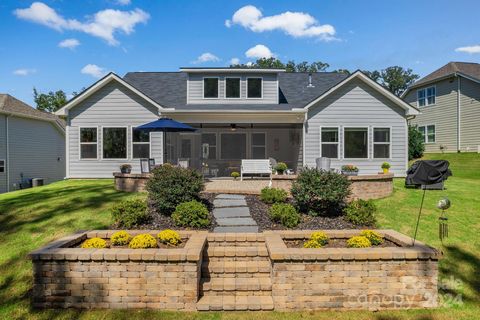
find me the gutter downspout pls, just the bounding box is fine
[457,75,461,152]
[6,115,9,192]
[302,112,307,167]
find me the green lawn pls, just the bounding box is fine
[0,153,479,319]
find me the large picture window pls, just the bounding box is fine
[103,127,127,159]
[247,78,262,98]
[132,128,150,159]
[79,127,97,159]
[321,127,339,158]
[225,78,240,98]
[373,128,390,158]
[344,127,368,159]
[251,133,266,159]
[203,78,219,98]
[220,133,246,160]
[201,133,217,160]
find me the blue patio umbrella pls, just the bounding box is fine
[136,117,196,163]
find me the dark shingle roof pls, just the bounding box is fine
[412,62,480,88]
[123,72,348,110]
[0,94,65,129]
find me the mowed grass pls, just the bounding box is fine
[0,153,479,319]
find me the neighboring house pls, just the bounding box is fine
[403,62,480,153]
[55,68,419,178]
[0,94,66,193]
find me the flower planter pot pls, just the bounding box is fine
[341,170,358,176]
[120,168,131,174]
[383,168,389,174]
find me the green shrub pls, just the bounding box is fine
[231,171,240,180]
[291,168,351,216]
[269,203,300,228]
[345,199,377,226]
[275,162,288,174]
[171,200,210,228]
[346,236,371,248]
[111,198,149,228]
[381,162,391,169]
[260,187,288,204]
[158,229,181,246]
[110,231,131,246]
[81,237,107,249]
[147,164,204,215]
[360,230,383,245]
[128,234,157,249]
[409,125,425,160]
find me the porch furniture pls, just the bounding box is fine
[140,158,156,173]
[178,158,189,168]
[241,159,272,186]
[316,157,331,171]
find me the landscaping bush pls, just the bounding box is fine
[291,168,351,216]
[345,199,377,226]
[111,198,149,228]
[360,230,384,245]
[275,162,288,174]
[147,164,204,215]
[260,187,288,204]
[158,229,181,246]
[269,203,300,228]
[110,231,131,246]
[409,125,425,160]
[171,200,210,228]
[303,231,329,248]
[128,234,157,249]
[81,237,107,249]
[346,236,371,248]
[231,171,240,180]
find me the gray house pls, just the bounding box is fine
[55,68,419,178]
[403,62,480,153]
[0,94,65,193]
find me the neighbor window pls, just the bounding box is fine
[418,125,436,143]
[344,127,368,159]
[417,86,436,107]
[0,160,5,173]
[201,133,217,160]
[373,128,390,158]
[103,127,127,159]
[132,128,150,159]
[203,78,219,98]
[220,133,246,160]
[225,78,241,98]
[247,78,262,98]
[79,127,97,159]
[321,127,339,158]
[251,133,266,159]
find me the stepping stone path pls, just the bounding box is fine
[213,194,258,233]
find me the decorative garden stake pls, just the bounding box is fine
[437,197,451,243]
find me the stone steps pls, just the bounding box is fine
[201,260,271,278]
[200,277,272,293]
[196,295,274,311]
[205,245,268,258]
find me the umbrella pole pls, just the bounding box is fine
[412,188,426,246]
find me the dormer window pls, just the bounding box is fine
[225,77,241,98]
[417,86,435,107]
[203,77,219,98]
[247,78,262,98]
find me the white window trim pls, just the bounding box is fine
[246,77,263,99]
[224,77,242,99]
[79,126,99,160]
[319,126,340,159]
[343,126,370,160]
[372,127,392,160]
[131,127,151,159]
[251,132,267,159]
[0,159,5,174]
[219,132,247,160]
[201,132,218,160]
[202,77,220,99]
[418,124,436,144]
[417,85,436,108]
[101,126,128,161]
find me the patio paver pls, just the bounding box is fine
[212,194,258,233]
[213,199,247,208]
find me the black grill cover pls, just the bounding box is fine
[405,160,452,186]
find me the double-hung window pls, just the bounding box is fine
[373,128,391,158]
[321,127,339,158]
[251,133,266,159]
[344,127,369,159]
[418,125,435,143]
[0,160,5,173]
[225,77,241,98]
[247,78,262,98]
[417,86,436,107]
[132,128,150,159]
[79,127,98,159]
[203,78,219,98]
[103,127,127,159]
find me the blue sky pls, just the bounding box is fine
[1,0,479,106]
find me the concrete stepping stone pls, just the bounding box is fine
[213,199,247,208]
[213,226,259,233]
[213,207,251,218]
[216,217,257,226]
[216,194,245,200]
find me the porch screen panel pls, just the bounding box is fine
[201,133,217,159]
[252,133,266,159]
[344,128,368,159]
[103,127,127,159]
[221,133,246,160]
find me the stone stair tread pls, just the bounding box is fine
[215,217,257,226]
[201,277,272,291]
[215,194,245,200]
[202,260,271,274]
[213,226,259,233]
[212,207,251,218]
[197,295,274,311]
[206,245,268,257]
[213,199,247,208]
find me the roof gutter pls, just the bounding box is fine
[161,109,307,114]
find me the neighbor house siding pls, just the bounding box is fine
[459,77,480,152]
[0,115,7,193]
[405,78,458,152]
[7,116,65,190]
[187,73,278,104]
[304,79,408,176]
[68,81,163,178]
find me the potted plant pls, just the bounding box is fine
[381,162,391,174]
[231,171,240,180]
[341,164,359,176]
[120,164,132,174]
[275,162,288,175]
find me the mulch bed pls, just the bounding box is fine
[246,195,366,231]
[284,238,399,248]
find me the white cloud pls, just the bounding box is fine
[245,44,275,59]
[81,64,107,78]
[14,2,149,46]
[455,45,480,54]
[193,52,220,64]
[116,0,131,5]
[58,38,80,49]
[13,68,36,76]
[226,5,336,41]
[230,57,240,65]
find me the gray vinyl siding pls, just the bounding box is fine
[68,81,163,178]
[459,77,480,152]
[187,73,278,104]
[7,116,65,190]
[305,79,408,176]
[0,115,7,193]
[405,78,459,152]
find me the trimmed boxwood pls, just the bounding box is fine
[269,203,301,228]
[172,200,211,228]
[111,198,149,228]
